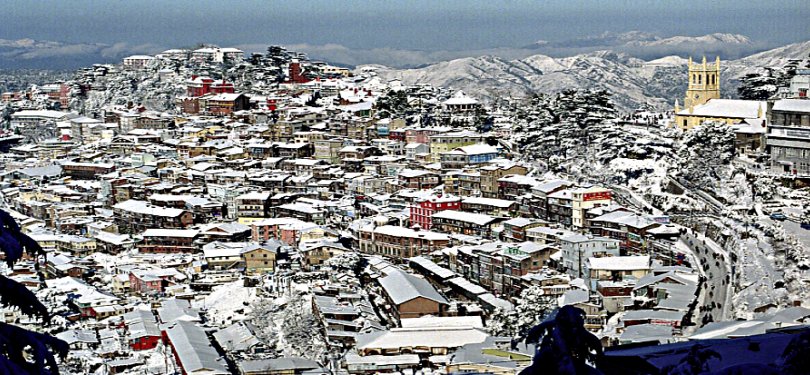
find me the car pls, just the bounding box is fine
[770,212,787,221]
[802,222,810,230]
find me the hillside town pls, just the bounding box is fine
[0,42,810,375]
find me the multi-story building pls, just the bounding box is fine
[560,234,621,279]
[235,192,272,219]
[358,225,450,260]
[428,130,484,162]
[571,186,612,228]
[409,194,461,230]
[431,210,499,238]
[112,199,193,233]
[137,229,200,253]
[440,144,499,169]
[314,138,344,164]
[766,99,810,177]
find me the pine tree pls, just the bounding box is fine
[0,210,69,374]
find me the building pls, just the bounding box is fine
[429,130,484,162]
[586,255,651,290]
[123,309,161,350]
[241,242,280,275]
[409,194,461,230]
[560,234,621,278]
[138,229,199,253]
[235,192,272,219]
[766,99,810,177]
[238,358,322,375]
[377,269,449,320]
[431,210,499,238]
[112,200,193,233]
[61,162,116,179]
[122,55,155,70]
[440,144,499,169]
[205,93,249,116]
[163,321,229,375]
[673,56,767,130]
[682,56,720,110]
[358,225,450,259]
[571,186,612,228]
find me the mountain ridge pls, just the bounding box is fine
[363,40,810,111]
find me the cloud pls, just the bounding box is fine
[100,42,164,58]
[233,31,767,69]
[0,38,166,69]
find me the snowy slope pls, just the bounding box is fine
[367,40,810,111]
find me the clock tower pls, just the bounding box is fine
[683,56,721,109]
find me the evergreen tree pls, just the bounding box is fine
[0,210,69,374]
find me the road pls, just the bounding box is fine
[679,230,731,326]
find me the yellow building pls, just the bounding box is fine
[674,56,765,130]
[242,245,277,275]
[429,130,484,162]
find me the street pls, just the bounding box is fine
[680,230,731,326]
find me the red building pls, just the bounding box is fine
[187,76,214,97]
[289,60,310,83]
[124,310,161,351]
[210,79,234,94]
[409,194,461,230]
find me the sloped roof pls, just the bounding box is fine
[378,269,448,305]
[164,321,229,374]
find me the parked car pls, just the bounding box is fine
[770,212,787,221]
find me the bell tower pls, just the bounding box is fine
[683,56,721,109]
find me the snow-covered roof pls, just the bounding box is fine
[447,277,487,296]
[620,323,673,343]
[213,322,260,353]
[164,321,229,374]
[113,199,186,217]
[357,326,488,350]
[461,196,515,208]
[11,110,71,119]
[432,210,496,226]
[587,255,651,271]
[454,143,498,155]
[677,99,765,118]
[123,55,155,60]
[239,358,320,374]
[444,91,479,106]
[400,316,484,329]
[372,225,449,241]
[408,256,455,279]
[378,269,449,305]
[142,229,199,238]
[772,99,810,113]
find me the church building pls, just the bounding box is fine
[674,56,765,130]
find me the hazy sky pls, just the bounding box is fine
[2,0,808,51]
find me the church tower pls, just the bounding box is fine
[683,56,721,109]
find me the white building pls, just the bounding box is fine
[560,234,620,278]
[122,55,155,70]
[571,186,612,228]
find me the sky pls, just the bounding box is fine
[2,0,808,50]
[0,1,808,69]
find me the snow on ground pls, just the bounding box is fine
[196,279,261,326]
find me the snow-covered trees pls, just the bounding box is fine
[323,251,362,273]
[487,285,556,337]
[278,293,327,361]
[737,72,779,100]
[0,210,68,375]
[249,292,327,362]
[753,176,778,201]
[375,89,410,119]
[674,122,736,190]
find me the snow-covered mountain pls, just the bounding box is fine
[367,40,810,111]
